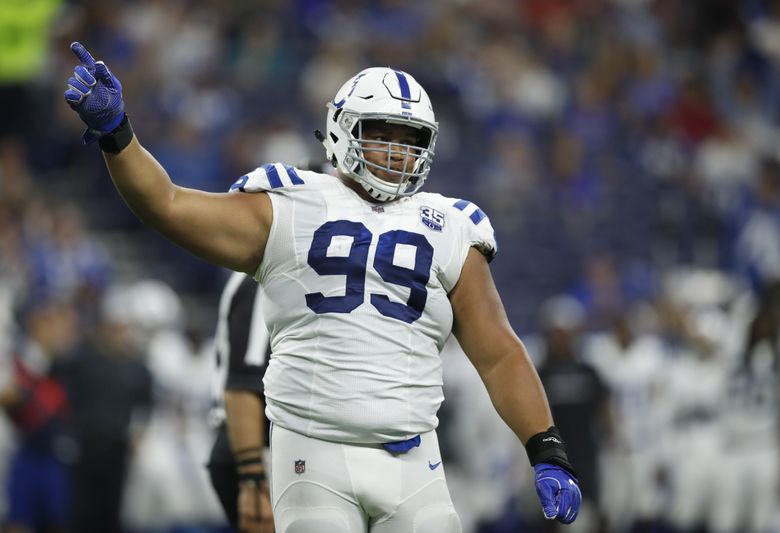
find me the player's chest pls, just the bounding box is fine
[290,197,452,324]
[294,198,454,271]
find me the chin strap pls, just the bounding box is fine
[314,130,337,168]
[315,128,398,201]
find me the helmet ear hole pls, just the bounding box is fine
[416,128,432,149]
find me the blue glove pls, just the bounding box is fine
[64,42,125,144]
[534,463,581,524]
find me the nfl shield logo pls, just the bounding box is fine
[294,460,306,474]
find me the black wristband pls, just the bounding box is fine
[238,470,266,486]
[98,114,134,154]
[525,426,578,478]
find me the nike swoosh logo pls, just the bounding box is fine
[428,461,442,470]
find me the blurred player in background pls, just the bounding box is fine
[115,279,225,531]
[585,311,669,533]
[536,296,610,533]
[59,290,153,533]
[63,42,581,532]
[0,296,79,533]
[207,271,273,533]
[653,298,727,533]
[712,281,780,533]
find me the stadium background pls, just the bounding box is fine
[1,0,780,532]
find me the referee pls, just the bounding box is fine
[207,272,273,533]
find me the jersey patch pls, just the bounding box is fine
[420,206,445,231]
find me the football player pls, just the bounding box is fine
[64,42,581,532]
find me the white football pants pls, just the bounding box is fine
[270,425,462,533]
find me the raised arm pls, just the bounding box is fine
[449,247,581,525]
[103,139,271,273]
[64,42,270,274]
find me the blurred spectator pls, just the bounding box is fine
[665,77,720,148]
[734,157,780,288]
[571,253,627,331]
[58,290,152,533]
[0,295,80,533]
[0,0,63,142]
[0,415,12,521]
[477,126,540,233]
[24,202,112,312]
[536,296,610,533]
[624,44,676,121]
[0,215,28,332]
[693,123,758,217]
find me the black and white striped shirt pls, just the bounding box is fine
[210,271,270,425]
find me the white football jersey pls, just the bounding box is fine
[229,164,497,443]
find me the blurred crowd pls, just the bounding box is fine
[2,0,780,532]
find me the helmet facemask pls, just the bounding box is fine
[321,67,439,202]
[340,114,436,201]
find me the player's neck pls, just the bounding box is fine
[338,174,385,204]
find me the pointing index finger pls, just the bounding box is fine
[70,42,96,68]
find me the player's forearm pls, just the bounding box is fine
[103,136,177,227]
[224,390,266,471]
[480,347,554,444]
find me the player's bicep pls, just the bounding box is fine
[450,247,524,376]
[161,187,272,274]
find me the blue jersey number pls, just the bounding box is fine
[305,221,372,314]
[305,221,433,323]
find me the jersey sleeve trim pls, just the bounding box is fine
[452,199,498,262]
[229,163,306,193]
[453,199,487,226]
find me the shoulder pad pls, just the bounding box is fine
[228,163,307,193]
[449,198,498,262]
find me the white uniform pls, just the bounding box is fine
[584,333,669,530]
[232,163,496,444]
[711,340,779,533]
[231,164,495,533]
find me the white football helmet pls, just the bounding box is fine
[319,67,438,202]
